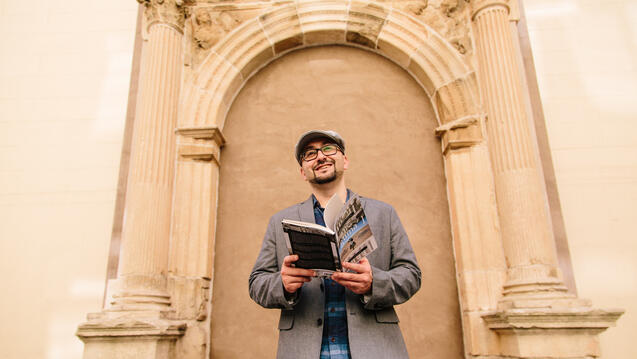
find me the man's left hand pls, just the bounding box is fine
[331,257,373,295]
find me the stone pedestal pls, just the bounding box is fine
[484,307,623,358]
[78,312,185,359]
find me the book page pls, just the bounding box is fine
[333,195,378,263]
[323,193,345,230]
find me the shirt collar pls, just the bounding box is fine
[311,189,351,209]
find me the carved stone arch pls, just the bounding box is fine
[179,0,483,136]
[172,1,495,357]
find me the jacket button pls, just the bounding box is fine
[317,318,323,326]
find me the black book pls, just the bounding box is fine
[282,194,377,277]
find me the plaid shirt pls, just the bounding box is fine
[313,195,352,359]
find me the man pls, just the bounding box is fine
[249,130,421,358]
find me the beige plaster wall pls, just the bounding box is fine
[212,46,463,358]
[0,1,137,358]
[523,1,637,358]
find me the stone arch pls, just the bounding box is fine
[174,1,490,356]
[179,0,482,133]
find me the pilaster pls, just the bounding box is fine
[433,72,507,358]
[77,1,189,357]
[168,125,225,358]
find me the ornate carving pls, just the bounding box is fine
[138,0,194,32]
[192,7,241,50]
[188,6,250,67]
[395,0,473,56]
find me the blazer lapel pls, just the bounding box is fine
[298,195,316,223]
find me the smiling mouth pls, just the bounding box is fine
[314,163,333,171]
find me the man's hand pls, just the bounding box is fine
[331,257,373,295]
[281,255,315,294]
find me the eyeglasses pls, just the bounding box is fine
[301,144,341,162]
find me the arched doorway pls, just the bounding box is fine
[210,45,464,358]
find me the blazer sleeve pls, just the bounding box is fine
[249,215,298,310]
[363,205,421,310]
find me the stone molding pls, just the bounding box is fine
[77,318,186,339]
[179,0,480,131]
[177,125,226,143]
[184,1,475,68]
[483,308,624,329]
[435,114,485,154]
[176,125,225,163]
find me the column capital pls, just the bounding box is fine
[471,0,510,20]
[138,0,193,33]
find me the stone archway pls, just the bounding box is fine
[170,1,500,357]
[178,0,481,130]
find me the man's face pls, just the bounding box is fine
[299,139,348,185]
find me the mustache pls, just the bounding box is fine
[313,158,335,170]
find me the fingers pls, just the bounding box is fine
[282,266,316,278]
[282,254,298,266]
[282,273,312,294]
[331,276,371,295]
[282,255,316,277]
[331,271,366,282]
[283,266,316,277]
[332,257,372,295]
[285,282,303,293]
[282,255,315,294]
[341,257,371,274]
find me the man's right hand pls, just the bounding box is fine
[281,255,315,294]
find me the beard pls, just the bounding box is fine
[310,171,337,184]
[309,159,339,184]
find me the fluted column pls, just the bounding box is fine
[472,0,568,302]
[472,1,623,357]
[77,2,189,358]
[111,0,187,310]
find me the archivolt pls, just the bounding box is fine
[179,0,481,131]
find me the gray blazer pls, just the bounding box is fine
[249,193,421,358]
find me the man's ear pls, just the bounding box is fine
[343,155,349,170]
[299,166,308,181]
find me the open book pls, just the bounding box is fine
[282,193,378,277]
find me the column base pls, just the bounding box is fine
[498,292,590,311]
[77,311,186,359]
[482,306,623,358]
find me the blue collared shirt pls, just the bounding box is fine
[313,194,351,359]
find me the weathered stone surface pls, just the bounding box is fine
[393,0,473,56]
